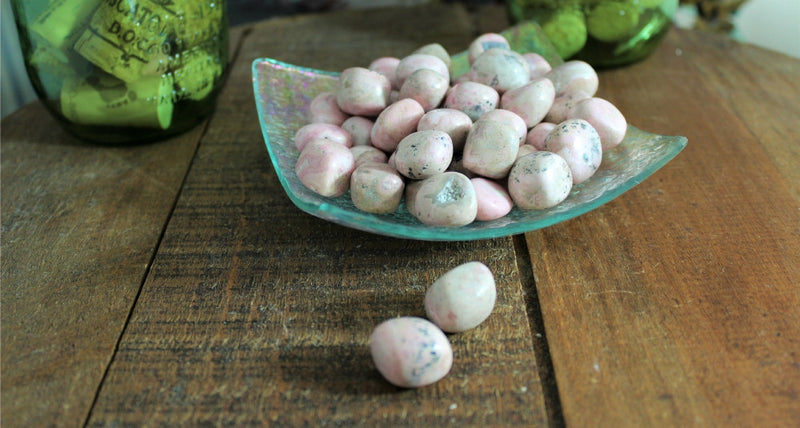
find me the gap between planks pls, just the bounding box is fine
[514,233,566,428]
[80,120,205,427]
[80,23,255,428]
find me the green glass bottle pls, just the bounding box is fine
[11,0,229,144]
[507,0,678,67]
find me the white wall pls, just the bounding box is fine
[732,0,800,58]
[1,0,37,118]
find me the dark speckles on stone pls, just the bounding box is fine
[410,340,441,379]
[482,41,506,50]
[415,323,432,336]
[433,178,464,205]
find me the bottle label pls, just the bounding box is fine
[72,0,174,82]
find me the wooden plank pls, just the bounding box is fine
[0,104,203,426]
[0,26,247,428]
[671,31,800,203]
[86,5,549,427]
[525,28,800,427]
[240,3,484,70]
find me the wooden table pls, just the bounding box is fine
[3,3,799,427]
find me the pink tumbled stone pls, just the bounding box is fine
[545,60,599,97]
[336,67,392,116]
[369,317,453,388]
[417,108,473,152]
[462,119,519,179]
[508,151,573,210]
[350,162,405,214]
[500,77,555,128]
[470,177,513,221]
[413,43,452,74]
[341,116,374,147]
[394,54,449,88]
[408,172,477,227]
[544,119,603,184]
[295,138,356,197]
[443,81,499,122]
[370,98,425,152]
[294,123,353,152]
[470,48,531,93]
[399,68,449,111]
[394,130,453,180]
[368,56,401,89]
[350,145,388,167]
[523,52,552,79]
[570,97,627,151]
[544,91,590,124]
[309,91,349,125]
[468,33,510,64]
[525,122,556,151]
[480,109,528,146]
[424,261,497,333]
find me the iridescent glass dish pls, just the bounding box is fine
[252,21,687,241]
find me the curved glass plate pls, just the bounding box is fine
[252,22,687,241]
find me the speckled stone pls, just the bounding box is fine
[394,130,453,180]
[508,151,573,210]
[350,162,404,214]
[570,97,627,151]
[424,261,497,333]
[407,171,477,227]
[462,119,519,179]
[543,118,603,184]
[369,317,453,388]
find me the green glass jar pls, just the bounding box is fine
[11,0,229,144]
[507,0,678,67]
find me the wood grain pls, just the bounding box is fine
[670,31,800,203]
[526,28,800,427]
[85,5,549,426]
[0,103,204,426]
[0,27,247,427]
